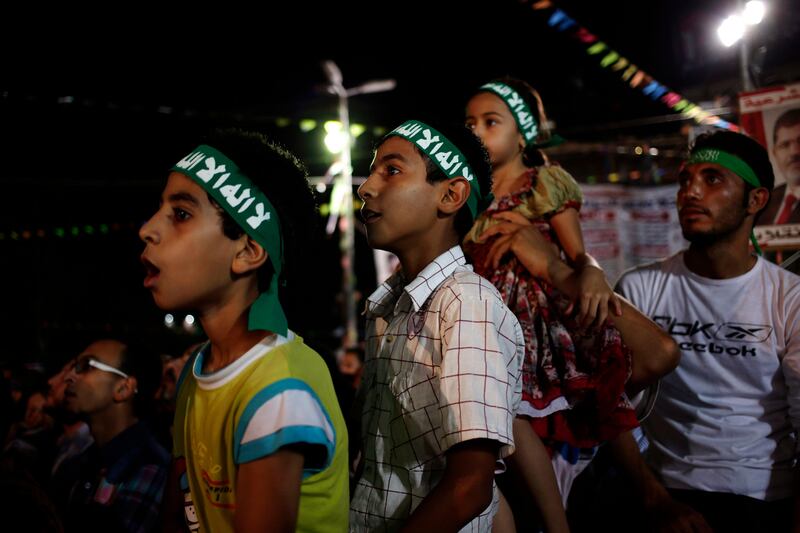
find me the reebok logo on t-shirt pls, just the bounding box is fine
[654,315,772,357]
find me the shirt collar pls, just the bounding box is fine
[192,333,291,389]
[365,245,469,317]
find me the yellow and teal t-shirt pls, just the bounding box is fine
[173,333,349,532]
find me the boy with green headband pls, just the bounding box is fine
[139,129,348,532]
[608,130,800,532]
[349,120,526,531]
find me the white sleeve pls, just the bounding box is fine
[234,378,336,474]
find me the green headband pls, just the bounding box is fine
[172,144,287,336]
[685,147,764,255]
[686,148,760,188]
[480,82,539,146]
[386,120,482,220]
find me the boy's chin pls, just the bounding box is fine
[150,294,187,313]
[365,232,398,254]
[150,293,170,309]
[366,236,389,252]
[369,241,398,256]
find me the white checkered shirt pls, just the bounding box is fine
[350,246,524,532]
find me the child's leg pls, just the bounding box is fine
[508,417,570,533]
[492,488,516,533]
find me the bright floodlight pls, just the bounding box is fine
[324,121,348,154]
[324,120,343,133]
[718,14,746,47]
[743,1,765,25]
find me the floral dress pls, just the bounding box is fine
[463,165,637,451]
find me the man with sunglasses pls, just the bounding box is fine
[47,356,94,511]
[59,338,168,533]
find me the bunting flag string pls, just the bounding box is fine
[527,1,739,132]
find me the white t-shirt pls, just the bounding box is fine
[617,252,800,500]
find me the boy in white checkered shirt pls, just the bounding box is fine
[349,120,529,532]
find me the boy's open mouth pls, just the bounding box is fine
[141,256,161,288]
[361,208,382,224]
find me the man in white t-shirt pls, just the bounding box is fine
[613,130,800,532]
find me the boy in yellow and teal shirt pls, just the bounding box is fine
[140,129,348,532]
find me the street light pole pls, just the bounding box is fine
[322,61,395,348]
[718,1,765,91]
[739,0,755,91]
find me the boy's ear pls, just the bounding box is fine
[438,177,470,215]
[232,236,268,275]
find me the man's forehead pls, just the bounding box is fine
[776,123,800,138]
[80,339,125,363]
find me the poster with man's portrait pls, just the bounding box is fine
[740,83,800,249]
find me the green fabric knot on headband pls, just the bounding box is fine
[480,82,540,146]
[172,144,288,336]
[386,120,483,220]
[686,147,764,255]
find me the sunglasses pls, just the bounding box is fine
[73,357,131,380]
